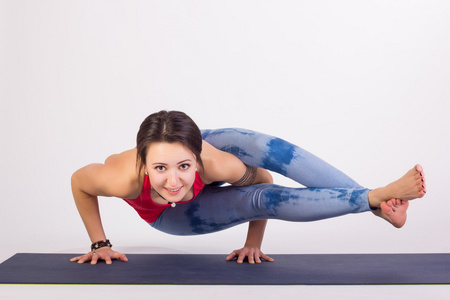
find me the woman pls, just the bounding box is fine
[70,110,426,265]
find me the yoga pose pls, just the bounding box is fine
[70,110,426,265]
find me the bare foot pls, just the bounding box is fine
[372,199,409,228]
[368,164,426,208]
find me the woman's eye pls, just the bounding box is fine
[180,164,190,170]
[155,166,166,171]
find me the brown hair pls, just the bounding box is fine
[136,110,203,175]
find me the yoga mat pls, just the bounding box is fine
[1,253,449,285]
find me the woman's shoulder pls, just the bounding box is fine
[102,148,143,198]
[105,148,137,166]
[199,141,246,185]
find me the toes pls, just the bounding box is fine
[387,198,409,208]
[415,173,427,197]
[378,199,408,229]
[380,201,393,215]
[420,182,427,196]
[414,164,423,173]
[396,199,409,208]
[419,177,426,186]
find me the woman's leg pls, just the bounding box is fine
[150,184,371,235]
[201,128,361,189]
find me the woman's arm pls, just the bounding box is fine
[201,141,274,263]
[70,151,137,264]
[227,172,275,263]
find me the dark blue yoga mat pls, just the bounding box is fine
[1,253,449,285]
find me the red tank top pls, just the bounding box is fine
[123,172,205,223]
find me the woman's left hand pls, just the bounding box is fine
[226,246,274,264]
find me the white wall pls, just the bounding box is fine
[1,0,449,262]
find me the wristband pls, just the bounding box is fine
[91,239,112,251]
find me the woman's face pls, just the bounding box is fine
[145,142,198,203]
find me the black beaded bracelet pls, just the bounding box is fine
[91,239,112,251]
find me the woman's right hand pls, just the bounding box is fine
[70,247,128,265]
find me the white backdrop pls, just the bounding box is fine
[1,0,449,263]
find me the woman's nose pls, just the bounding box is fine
[167,170,179,186]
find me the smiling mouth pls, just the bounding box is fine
[165,187,182,194]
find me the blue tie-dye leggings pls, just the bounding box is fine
[150,128,371,235]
